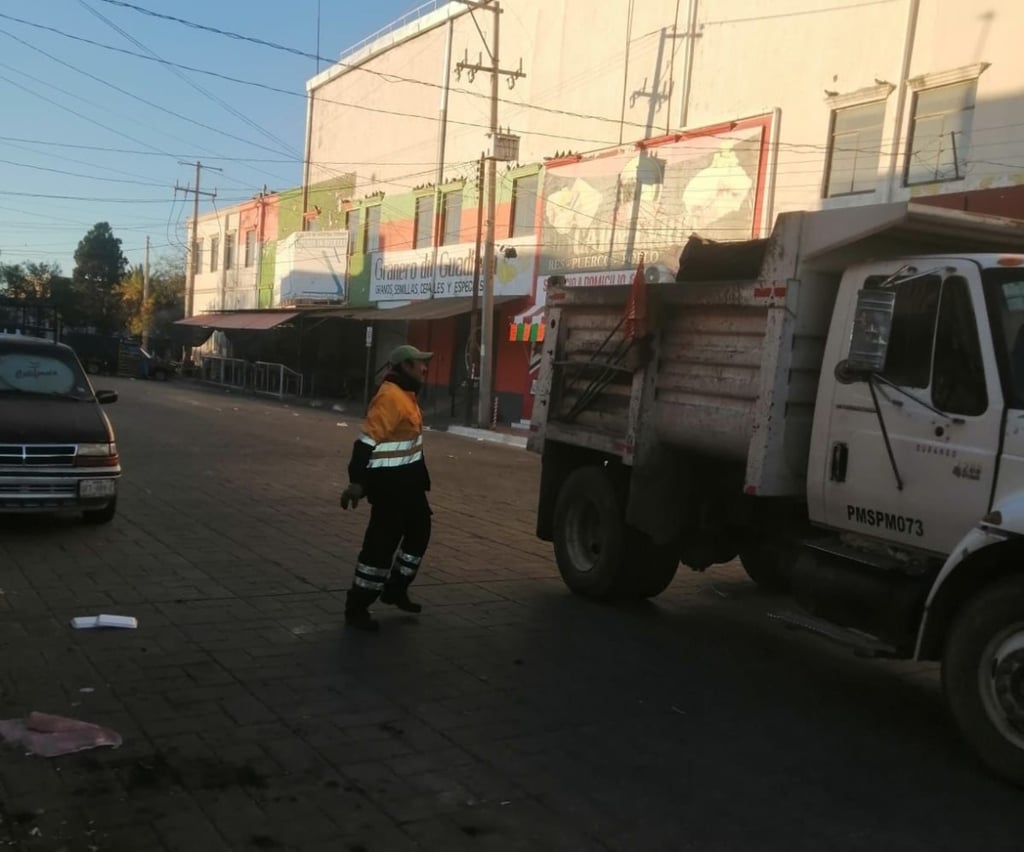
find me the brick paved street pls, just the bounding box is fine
[1,378,1022,851]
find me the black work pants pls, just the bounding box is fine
[346,490,432,612]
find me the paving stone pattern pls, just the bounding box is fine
[0,380,1022,851]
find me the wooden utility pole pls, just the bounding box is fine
[142,235,150,351]
[174,160,220,319]
[454,0,525,428]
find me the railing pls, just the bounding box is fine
[198,355,304,400]
[252,361,304,400]
[336,0,450,62]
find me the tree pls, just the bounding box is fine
[116,253,185,343]
[73,222,127,333]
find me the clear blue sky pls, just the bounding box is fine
[0,0,425,277]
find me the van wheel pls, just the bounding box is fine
[83,499,117,525]
[943,575,1024,787]
[739,542,792,593]
[553,466,626,600]
[617,532,678,599]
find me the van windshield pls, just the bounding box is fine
[983,267,1024,408]
[0,341,93,401]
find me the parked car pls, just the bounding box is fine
[0,333,121,524]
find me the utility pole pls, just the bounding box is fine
[142,235,150,352]
[454,0,525,428]
[465,152,486,426]
[174,160,221,320]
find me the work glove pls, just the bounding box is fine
[340,483,364,510]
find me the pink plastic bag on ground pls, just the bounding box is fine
[0,712,122,757]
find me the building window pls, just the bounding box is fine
[510,174,538,238]
[243,230,256,268]
[905,80,977,186]
[365,205,381,254]
[824,101,886,197]
[442,191,463,245]
[192,240,202,276]
[346,209,361,255]
[414,195,433,249]
[224,233,236,271]
[210,235,219,273]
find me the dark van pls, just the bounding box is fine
[0,334,121,524]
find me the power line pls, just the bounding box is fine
[0,157,167,188]
[0,190,250,204]
[76,0,300,161]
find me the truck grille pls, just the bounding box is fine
[0,445,77,468]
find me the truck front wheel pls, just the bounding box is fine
[739,542,792,593]
[943,574,1024,787]
[553,466,626,600]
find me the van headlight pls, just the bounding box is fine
[76,443,119,467]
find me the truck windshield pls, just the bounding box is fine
[983,267,1024,409]
[0,342,93,400]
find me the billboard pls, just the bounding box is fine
[273,231,349,305]
[370,236,536,302]
[537,115,773,294]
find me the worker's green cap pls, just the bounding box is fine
[389,344,433,365]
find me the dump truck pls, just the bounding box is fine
[528,201,1024,786]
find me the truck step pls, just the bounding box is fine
[801,538,909,573]
[767,609,898,659]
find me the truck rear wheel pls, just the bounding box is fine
[943,574,1024,787]
[553,466,626,600]
[617,532,678,599]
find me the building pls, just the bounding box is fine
[301,0,1024,423]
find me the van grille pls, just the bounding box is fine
[0,445,77,468]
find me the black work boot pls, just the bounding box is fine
[345,587,380,632]
[380,587,422,614]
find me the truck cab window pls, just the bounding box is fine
[981,269,1024,409]
[931,276,987,416]
[866,274,941,388]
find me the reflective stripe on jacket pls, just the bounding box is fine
[348,374,430,496]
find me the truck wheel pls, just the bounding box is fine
[617,532,678,599]
[943,575,1024,787]
[553,466,626,599]
[83,499,117,525]
[739,543,792,593]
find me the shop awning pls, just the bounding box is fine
[175,311,301,331]
[509,303,545,342]
[310,295,520,322]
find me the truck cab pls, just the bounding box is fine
[528,202,1024,786]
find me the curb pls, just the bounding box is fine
[445,426,529,449]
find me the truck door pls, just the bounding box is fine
[820,262,1003,554]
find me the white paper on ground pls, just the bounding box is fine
[70,614,138,629]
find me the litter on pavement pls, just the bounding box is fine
[70,614,138,629]
[0,712,122,757]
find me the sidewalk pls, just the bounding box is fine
[178,378,530,449]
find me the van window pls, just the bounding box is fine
[0,343,91,399]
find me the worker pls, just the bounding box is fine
[339,343,434,632]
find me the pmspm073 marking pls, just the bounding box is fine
[847,504,924,537]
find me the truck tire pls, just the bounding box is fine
[617,532,679,599]
[83,498,117,526]
[943,574,1024,787]
[553,466,626,599]
[739,543,792,593]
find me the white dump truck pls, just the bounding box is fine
[528,201,1024,785]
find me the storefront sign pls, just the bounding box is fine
[536,115,774,290]
[274,231,349,305]
[370,237,535,302]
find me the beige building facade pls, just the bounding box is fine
[306,0,1024,231]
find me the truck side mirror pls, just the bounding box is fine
[842,288,896,379]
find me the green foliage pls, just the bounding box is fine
[72,222,128,334]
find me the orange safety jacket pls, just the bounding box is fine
[347,372,430,499]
